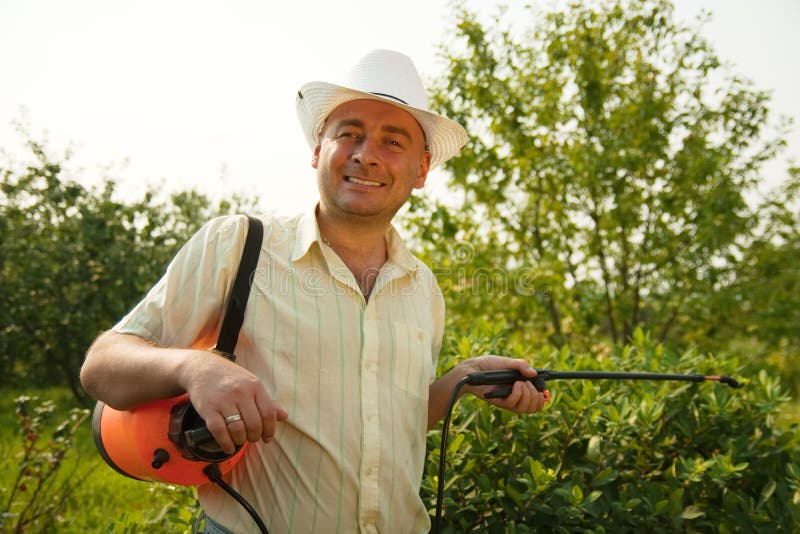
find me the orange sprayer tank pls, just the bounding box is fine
[92,393,247,486]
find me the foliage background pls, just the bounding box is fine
[1,0,798,532]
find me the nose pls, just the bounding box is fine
[351,136,380,167]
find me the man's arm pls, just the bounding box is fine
[81,330,198,409]
[81,330,287,454]
[427,355,546,430]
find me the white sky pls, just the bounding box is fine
[1,0,798,215]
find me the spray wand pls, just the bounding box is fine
[472,369,741,401]
[432,368,741,533]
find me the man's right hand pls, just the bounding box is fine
[178,351,288,454]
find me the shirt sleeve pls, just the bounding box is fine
[424,266,446,381]
[113,214,250,350]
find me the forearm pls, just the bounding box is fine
[427,363,472,430]
[80,330,201,410]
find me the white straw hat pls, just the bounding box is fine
[296,49,468,168]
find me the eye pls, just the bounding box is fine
[338,130,360,140]
[385,137,405,149]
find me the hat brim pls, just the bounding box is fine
[296,81,468,169]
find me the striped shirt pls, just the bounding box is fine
[114,210,445,533]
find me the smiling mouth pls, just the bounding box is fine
[345,176,384,187]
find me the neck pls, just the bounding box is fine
[316,206,390,255]
[316,206,390,298]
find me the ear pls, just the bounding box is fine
[311,145,321,169]
[413,151,431,189]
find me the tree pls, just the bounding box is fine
[709,167,800,393]
[407,0,790,352]
[0,137,256,402]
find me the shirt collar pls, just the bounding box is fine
[291,206,322,263]
[384,225,418,273]
[291,204,418,275]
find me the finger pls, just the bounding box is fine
[530,382,547,412]
[225,416,248,447]
[513,381,534,412]
[490,379,546,413]
[512,381,539,413]
[524,381,548,412]
[220,406,249,448]
[493,379,524,409]
[237,401,264,443]
[524,381,544,412]
[481,355,532,370]
[260,412,277,443]
[206,414,237,455]
[513,359,537,377]
[254,388,285,442]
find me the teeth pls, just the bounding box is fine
[346,176,382,187]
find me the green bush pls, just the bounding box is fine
[424,321,800,532]
[0,395,89,532]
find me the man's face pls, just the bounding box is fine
[312,99,431,225]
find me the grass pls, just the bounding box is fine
[0,387,198,533]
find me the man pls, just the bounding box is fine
[81,49,545,533]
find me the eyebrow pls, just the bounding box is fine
[382,125,414,142]
[332,119,414,142]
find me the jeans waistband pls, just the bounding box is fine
[195,512,236,534]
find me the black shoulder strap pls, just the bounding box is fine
[214,216,263,360]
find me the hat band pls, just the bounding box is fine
[370,92,408,105]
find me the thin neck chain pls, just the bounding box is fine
[319,230,333,248]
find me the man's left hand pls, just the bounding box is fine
[456,355,546,414]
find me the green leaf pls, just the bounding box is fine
[758,480,777,508]
[584,490,603,506]
[681,505,705,520]
[586,435,602,463]
[623,498,641,511]
[592,468,619,487]
[507,483,524,505]
[633,327,645,346]
[447,433,465,454]
[571,484,584,505]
